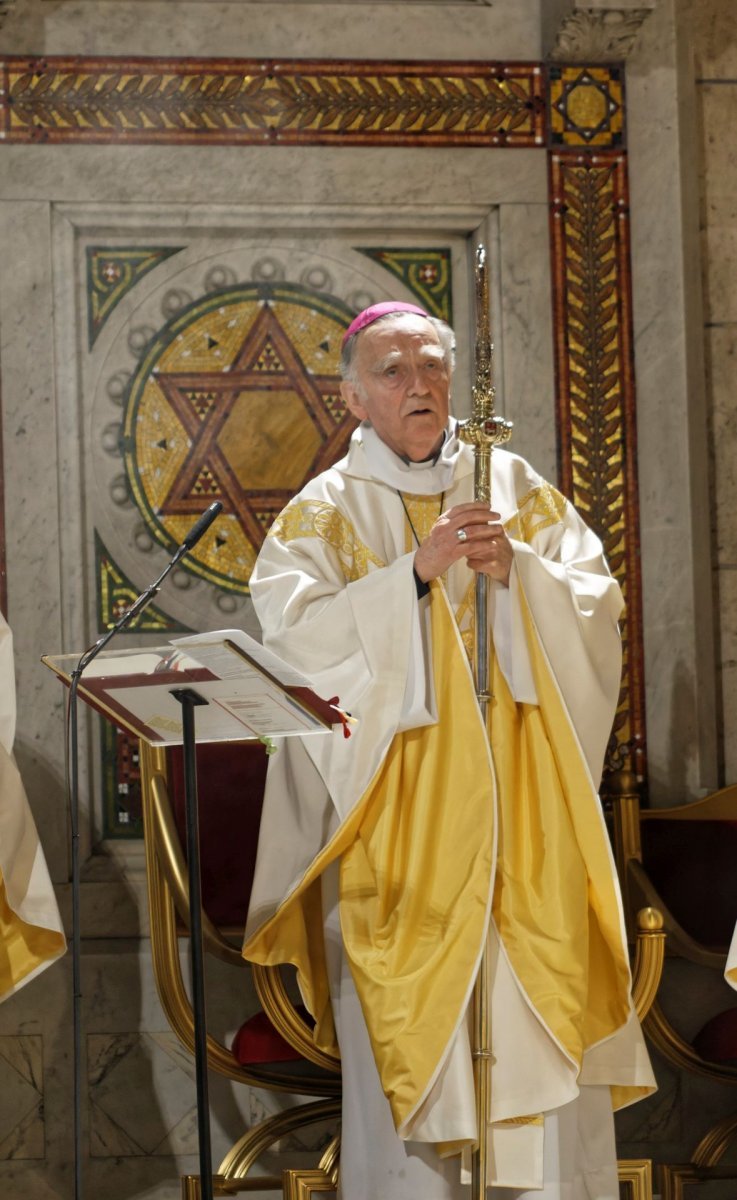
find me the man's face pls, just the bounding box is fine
[340,315,450,462]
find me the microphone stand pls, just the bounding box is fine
[66,501,222,1200]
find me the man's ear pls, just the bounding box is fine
[341,379,368,421]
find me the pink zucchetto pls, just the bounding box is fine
[341,301,429,347]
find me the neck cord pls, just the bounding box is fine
[397,491,445,547]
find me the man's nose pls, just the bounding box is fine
[407,364,430,395]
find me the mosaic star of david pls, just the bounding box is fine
[123,286,357,593]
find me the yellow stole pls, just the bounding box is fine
[491,594,643,1111]
[0,869,64,999]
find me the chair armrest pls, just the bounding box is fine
[631,907,665,1022]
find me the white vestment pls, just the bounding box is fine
[0,614,65,999]
[244,422,655,1197]
[727,927,737,989]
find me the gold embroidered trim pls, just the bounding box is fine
[454,576,476,664]
[399,493,476,656]
[400,492,443,553]
[497,1113,544,1127]
[504,481,567,544]
[268,500,385,583]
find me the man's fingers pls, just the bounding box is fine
[445,500,500,512]
[452,526,504,545]
[443,502,502,525]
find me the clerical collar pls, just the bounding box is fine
[350,420,469,496]
[400,430,447,467]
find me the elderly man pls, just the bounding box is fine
[243,302,655,1199]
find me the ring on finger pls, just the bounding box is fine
[456,527,468,542]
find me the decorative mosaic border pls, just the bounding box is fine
[0,56,644,785]
[549,149,645,782]
[548,64,624,147]
[0,57,546,146]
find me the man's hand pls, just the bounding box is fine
[414,502,513,586]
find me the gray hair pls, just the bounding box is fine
[340,312,456,384]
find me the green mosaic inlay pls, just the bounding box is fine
[356,249,453,322]
[96,532,191,632]
[87,246,183,347]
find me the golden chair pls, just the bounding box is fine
[612,776,737,1199]
[612,776,737,1082]
[138,739,341,1199]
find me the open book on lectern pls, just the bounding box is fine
[42,629,339,745]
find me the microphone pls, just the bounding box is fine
[180,500,223,551]
[130,499,223,614]
[76,502,224,668]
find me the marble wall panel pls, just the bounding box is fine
[497,203,557,483]
[701,85,737,326]
[0,937,319,1198]
[0,145,547,209]
[688,0,737,78]
[58,877,149,940]
[0,201,70,877]
[627,0,719,799]
[81,942,330,1194]
[702,204,737,327]
[89,1030,198,1156]
[0,1035,45,1159]
[0,0,542,60]
[718,568,737,782]
[706,327,737,565]
[0,956,72,1197]
[695,4,737,786]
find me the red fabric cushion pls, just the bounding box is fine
[693,1008,737,1063]
[231,1006,314,1064]
[167,741,268,928]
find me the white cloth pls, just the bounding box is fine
[727,925,737,990]
[0,614,65,999]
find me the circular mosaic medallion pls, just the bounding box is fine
[122,282,356,593]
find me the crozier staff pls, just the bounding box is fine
[243,301,655,1200]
